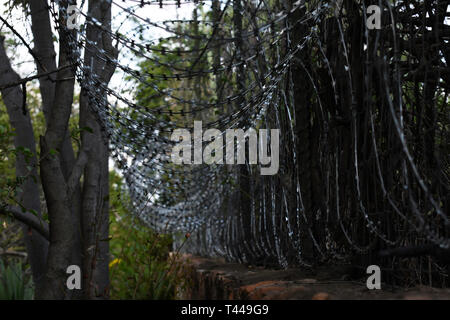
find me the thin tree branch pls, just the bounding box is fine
[0,249,27,258]
[0,206,50,241]
[0,16,47,72]
[0,64,74,90]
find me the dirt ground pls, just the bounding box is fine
[181,255,450,300]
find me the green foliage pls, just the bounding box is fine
[0,259,33,300]
[0,86,45,299]
[0,88,46,208]
[0,102,16,207]
[0,90,35,301]
[108,171,188,299]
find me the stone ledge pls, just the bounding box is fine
[180,255,450,300]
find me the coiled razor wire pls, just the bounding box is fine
[45,0,449,277]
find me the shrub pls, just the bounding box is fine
[108,171,188,299]
[0,259,33,300]
[109,213,188,299]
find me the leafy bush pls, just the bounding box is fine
[0,259,33,300]
[109,171,189,299]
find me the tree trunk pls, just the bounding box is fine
[0,0,116,299]
[79,0,117,299]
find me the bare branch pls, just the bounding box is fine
[0,206,50,241]
[0,17,47,72]
[0,249,27,258]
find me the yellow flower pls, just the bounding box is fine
[109,258,122,268]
